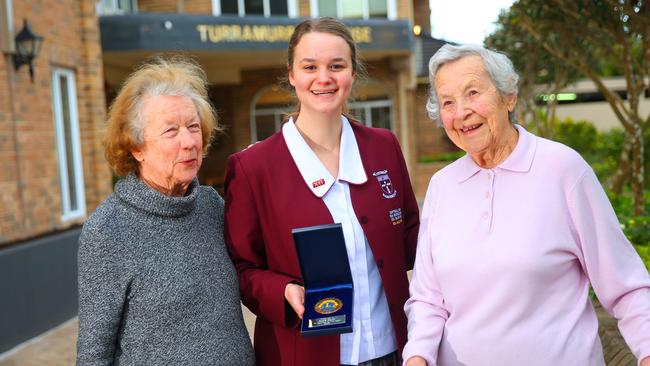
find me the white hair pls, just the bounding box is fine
[130,82,208,145]
[426,44,519,124]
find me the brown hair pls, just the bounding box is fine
[285,17,366,121]
[103,55,219,177]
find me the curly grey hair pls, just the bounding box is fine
[426,44,519,125]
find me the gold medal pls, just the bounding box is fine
[314,297,343,314]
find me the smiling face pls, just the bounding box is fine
[435,55,517,165]
[288,32,354,119]
[131,95,203,196]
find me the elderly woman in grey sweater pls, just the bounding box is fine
[76,56,254,366]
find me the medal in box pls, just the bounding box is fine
[292,223,353,336]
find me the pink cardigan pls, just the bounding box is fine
[403,125,650,366]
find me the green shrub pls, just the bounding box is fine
[610,189,650,247]
[610,191,650,270]
[552,118,650,185]
[590,129,625,181]
[552,118,599,155]
[634,244,650,269]
[550,118,650,268]
[620,216,650,246]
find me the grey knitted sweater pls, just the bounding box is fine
[76,174,254,366]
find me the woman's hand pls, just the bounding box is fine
[405,356,428,366]
[640,356,650,366]
[284,283,305,319]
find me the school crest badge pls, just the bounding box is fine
[372,170,397,199]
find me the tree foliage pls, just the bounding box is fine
[488,0,649,214]
[485,10,582,138]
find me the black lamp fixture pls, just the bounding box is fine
[13,19,44,83]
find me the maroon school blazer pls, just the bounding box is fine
[224,120,419,366]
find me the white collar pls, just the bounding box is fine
[282,116,367,198]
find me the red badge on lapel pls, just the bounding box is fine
[312,179,325,188]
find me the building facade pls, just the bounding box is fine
[538,77,650,131]
[0,0,112,354]
[0,0,112,245]
[98,0,450,198]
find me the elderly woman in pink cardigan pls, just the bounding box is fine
[403,44,650,366]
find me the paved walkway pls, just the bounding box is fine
[0,301,637,365]
[0,318,78,366]
[595,301,638,366]
[0,306,256,366]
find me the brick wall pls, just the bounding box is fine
[412,0,431,34]
[298,0,310,16]
[137,0,179,13]
[397,0,413,21]
[414,84,455,158]
[138,0,212,14]
[133,0,417,20]
[230,68,286,151]
[0,0,111,245]
[412,83,460,200]
[414,161,446,201]
[183,0,212,14]
[135,1,416,22]
[0,54,21,243]
[77,0,114,217]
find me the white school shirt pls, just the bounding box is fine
[283,116,397,364]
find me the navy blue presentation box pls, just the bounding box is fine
[292,223,354,337]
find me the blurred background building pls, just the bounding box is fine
[537,78,650,131]
[0,0,111,354]
[98,0,453,197]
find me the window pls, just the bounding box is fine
[350,99,393,130]
[342,1,363,19]
[535,90,628,105]
[213,0,296,17]
[318,1,337,17]
[250,87,392,140]
[368,0,388,18]
[96,0,137,15]
[252,107,287,141]
[252,100,392,141]
[0,0,13,52]
[311,0,395,19]
[251,101,393,141]
[51,68,85,220]
[251,86,293,141]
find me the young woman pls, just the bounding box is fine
[224,18,419,366]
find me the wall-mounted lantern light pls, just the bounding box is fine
[13,19,44,83]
